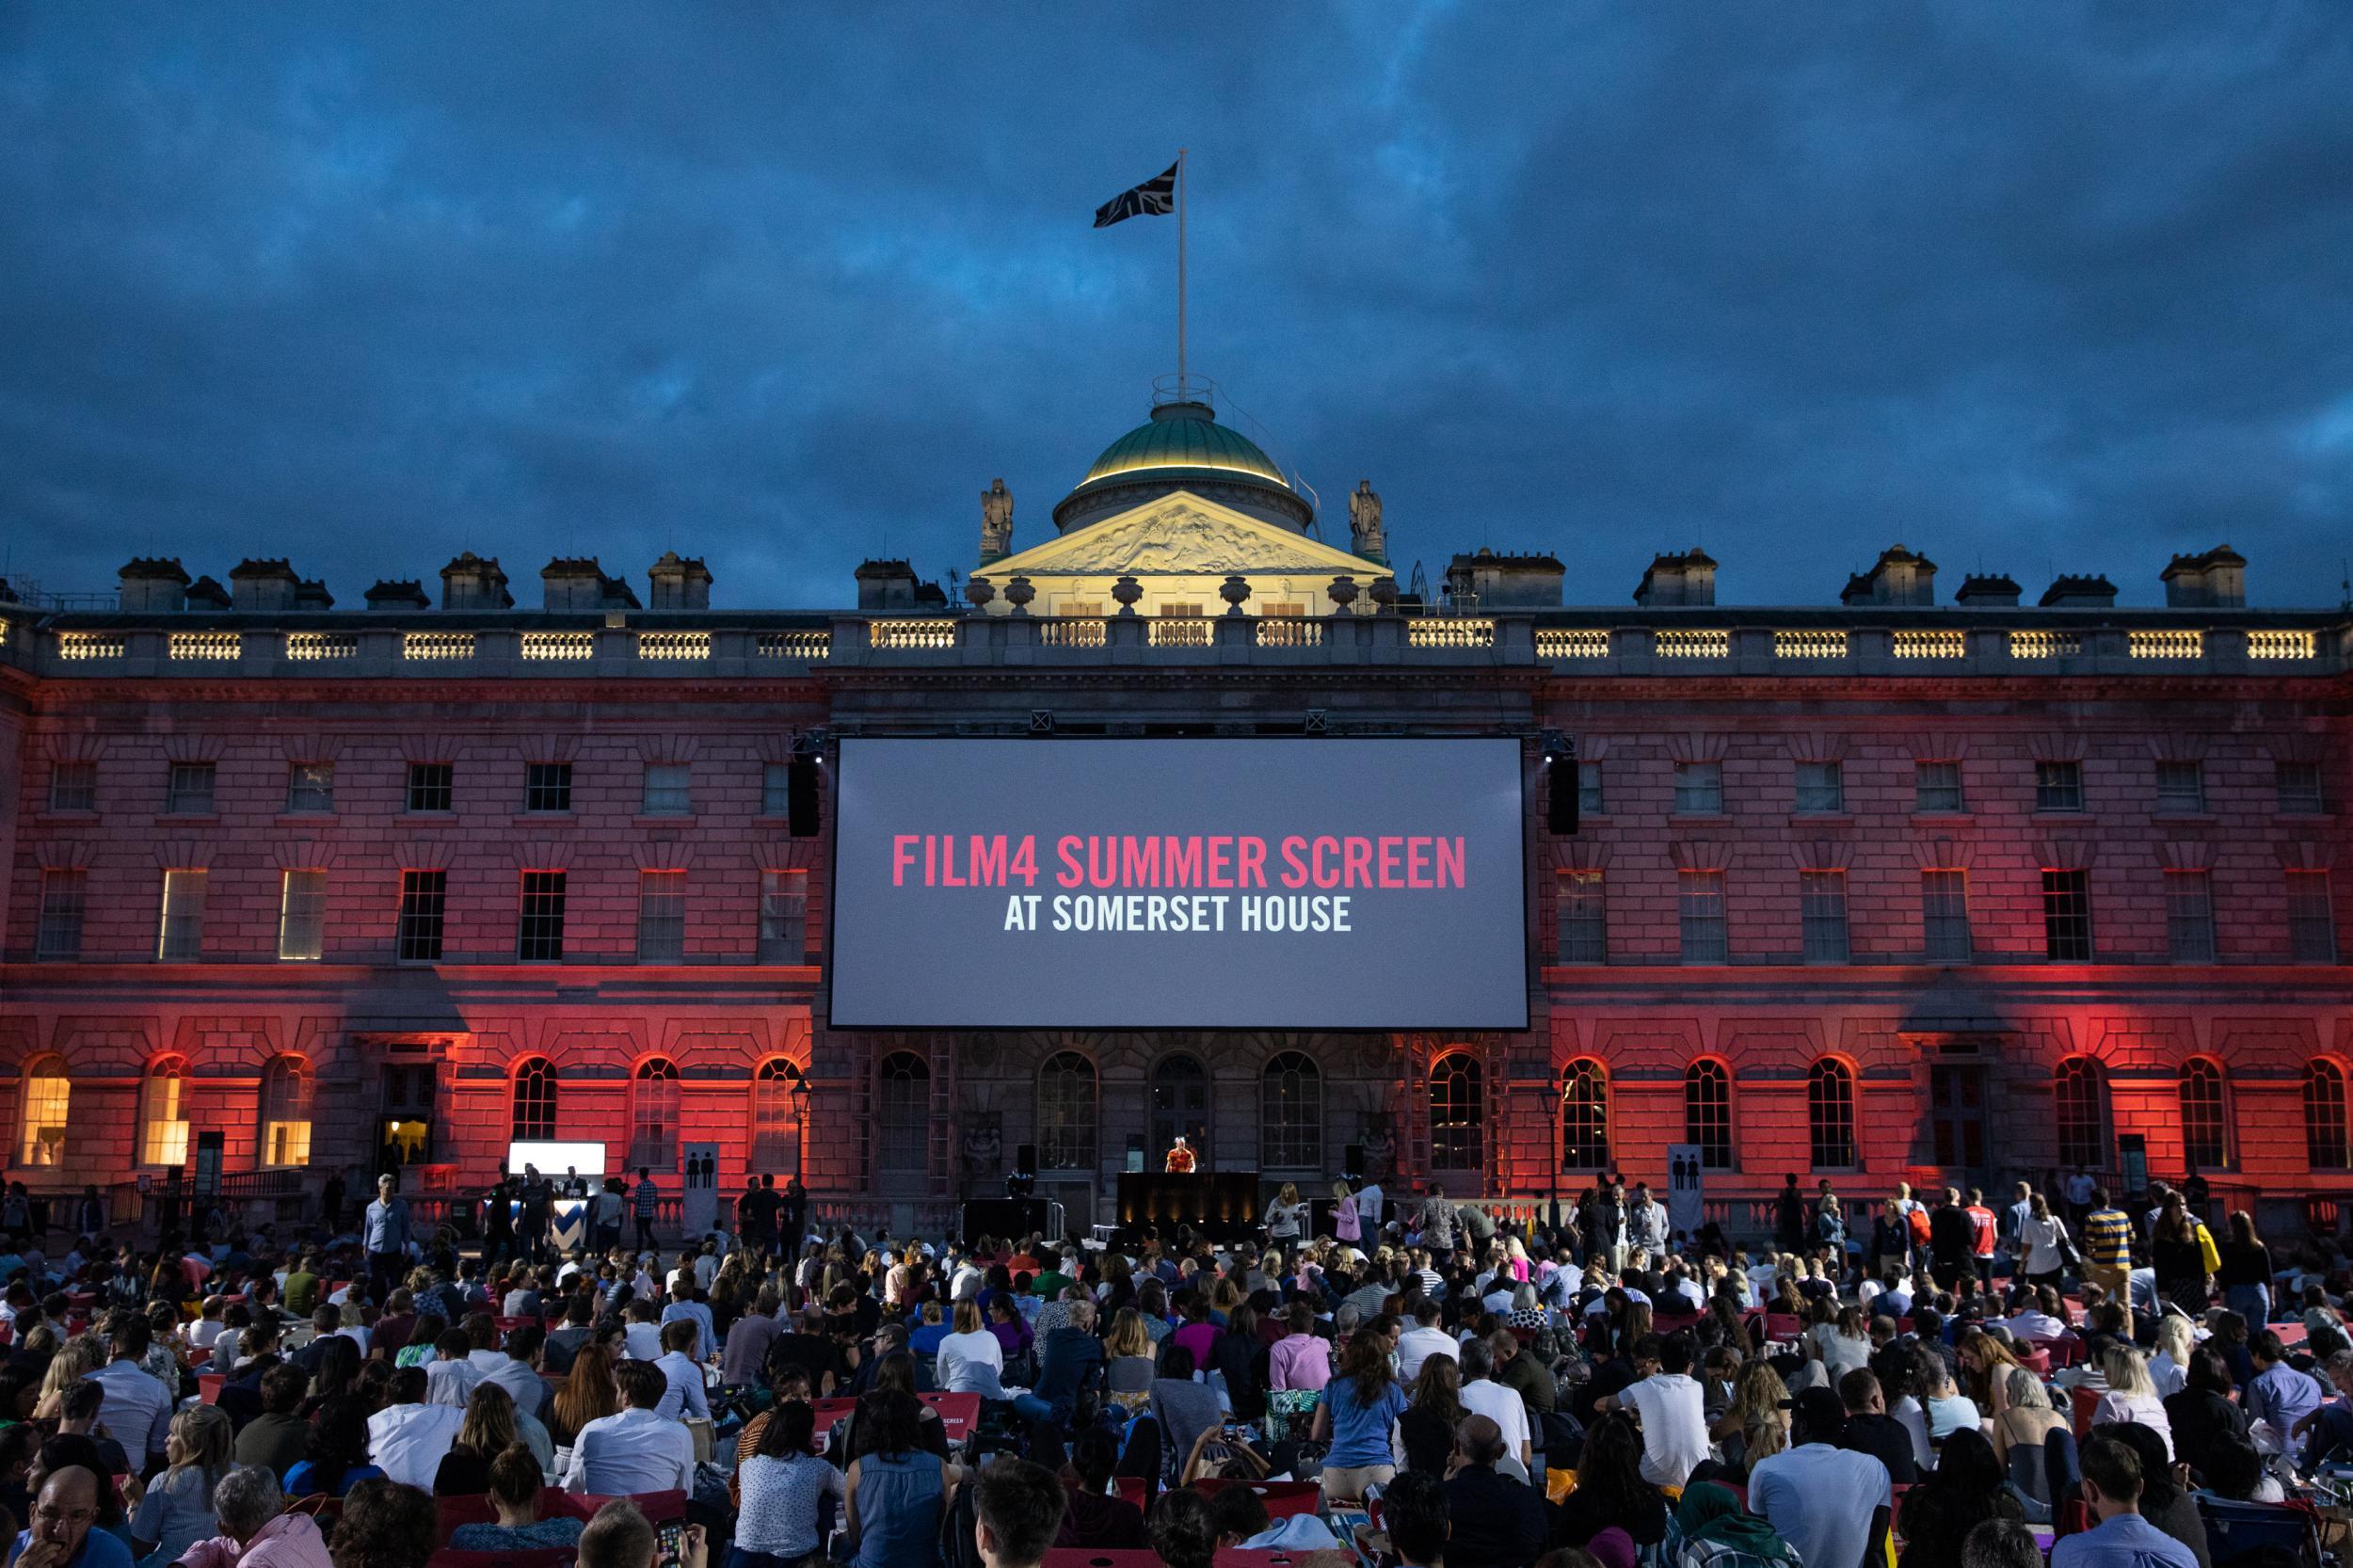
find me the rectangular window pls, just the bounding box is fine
[1800,871,1850,964]
[36,871,86,961]
[1577,761,1604,816]
[2154,760,2206,814]
[523,762,573,814]
[157,869,207,961]
[642,763,692,816]
[165,761,216,815]
[277,870,328,961]
[48,761,96,813]
[396,871,446,963]
[2278,760,2327,814]
[406,762,454,812]
[762,762,793,816]
[284,762,335,813]
[1159,603,1203,617]
[1921,870,1971,963]
[1678,870,1729,964]
[760,870,809,963]
[2165,871,2216,964]
[1259,601,1304,617]
[1914,760,1965,813]
[1555,871,1607,964]
[2035,760,2085,811]
[517,871,567,961]
[1673,760,1724,815]
[1794,761,1845,814]
[2289,871,2339,963]
[2041,869,2093,962]
[636,870,686,962]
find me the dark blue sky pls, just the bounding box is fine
[5,5,2349,610]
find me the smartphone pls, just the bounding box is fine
[657,1522,683,1564]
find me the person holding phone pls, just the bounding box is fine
[576,1500,706,1568]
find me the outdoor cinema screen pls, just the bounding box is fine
[827,737,1529,1031]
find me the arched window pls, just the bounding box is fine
[2305,1061,2349,1172]
[2054,1058,2108,1170]
[2179,1059,2230,1170]
[750,1060,806,1173]
[18,1055,70,1168]
[1036,1052,1098,1172]
[260,1056,313,1168]
[1431,1053,1484,1173]
[1261,1052,1322,1171]
[1684,1061,1733,1170]
[630,1059,680,1170]
[512,1057,557,1143]
[1807,1059,1856,1171]
[139,1057,191,1168]
[876,1051,930,1176]
[1149,1054,1210,1158]
[1561,1059,1609,1170]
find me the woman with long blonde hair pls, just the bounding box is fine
[1332,1179,1361,1245]
[33,1333,107,1422]
[436,1382,519,1496]
[1264,1181,1306,1246]
[2090,1343,2173,1457]
[128,1403,232,1568]
[2149,1313,2196,1398]
[1712,1361,1789,1473]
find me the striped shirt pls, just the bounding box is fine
[2082,1207,2133,1269]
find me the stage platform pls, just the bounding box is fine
[1114,1170,1260,1243]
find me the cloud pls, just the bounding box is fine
[2,1,2347,608]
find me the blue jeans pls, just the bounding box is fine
[2227,1283,2271,1323]
[1010,1392,1061,1426]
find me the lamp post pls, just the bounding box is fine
[792,1072,811,1181]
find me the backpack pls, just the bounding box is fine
[1907,1207,1932,1246]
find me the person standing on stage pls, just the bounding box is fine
[363,1174,412,1301]
[518,1165,552,1262]
[632,1168,661,1251]
[1264,1184,1306,1247]
[481,1174,514,1264]
[1164,1137,1196,1174]
[779,1176,808,1255]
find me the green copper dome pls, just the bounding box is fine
[1054,398,1312,535]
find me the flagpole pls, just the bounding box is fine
[1176,148,1188,395]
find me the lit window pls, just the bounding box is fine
[139,1058,191,1167]
[2034,760,2085,812]
[406,762,454,813]
[1800,871,1849,964]
[512,1057,558,1141]
[2041,870,2093,962]
[18,1056,70,1167]
[642,763,692,817]
[48,761,95,813]
[1678,870,1728,964]
[36,871,86,961]
[1807,1060,1856,1170]
[2165,872,2216,963]
[636,871,685,963]
[2289,872,2339,964]
[278,870,328,961]
[165,762,216,815]
[1429,1054,1483,1172]
[759,871,808,963]
[1038,1051,1100,1172]
[631,1060,680,1169]
[2054,1059,2107,1169]
[1260,1052,1321,1171]
[157,870,207,962]
[2305,1061,2348,1172]
[2154,761,2205,814]
[260,1056,312,1167]
[2179,1060,2229,1169]
[1555,872,1606,964]
[1561,1060,1609,1170]
[1921,870,1971,963]
[1685,1062,1732,1170]
[517,871,567,962]
[1794,761,1845,814]
[523,762,573,813]
[1914,760,1965,814]
[285,762,335,814]
[1673,761,1724,815]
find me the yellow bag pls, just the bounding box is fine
[2197,1221,2221,1276]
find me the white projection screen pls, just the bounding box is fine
[827,738,1529,1031]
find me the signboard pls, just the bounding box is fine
[1666,1144,1705,1239]
[680,1144,721,1239]
[829,739,1529,1030]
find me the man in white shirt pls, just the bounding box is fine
[85,1320,174,1467]
[660,1279,716,1363]
[562,1360,696,1496]
[1396,1301,1460,1384]
[1354,1179,1385,1234]
[1598,1335,1710,1488]
[1455,1339,1532,1470]
[1751,1388,1893,1568]
[369,1368,467,1489]
[424,1328,484,1408]
[623,1302,664,1362]
[651,1320,711,1421]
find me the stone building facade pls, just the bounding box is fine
[1,398,2350,1240]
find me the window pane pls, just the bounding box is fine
[2278,761,2326,814]
[2155,761,2205,813]
[1800,871,1849,964]
[285,762,335,813]
[1679,870,1728,964]
[2041,870,2093,962]
[518,871,567,961]
[1577,761,1605,816]
[636,871,686,962]
[19,1059,70,1167]
[278,869,328,961]
[876,1052,930,1175]
[2035,760,2084,811]
[157,870,207,961]
[140,1063,189,1167]
[1807,1061,1855,1169]
[759,871,808,963]
[1914,760,1964,813]
[2289,872,2339,963]
[2179,1061,2228,1169]
[2305,1062,2348,1172]
[631,1061,680,1168]
[1556,872,1607,964]
[512,1058,558,1141]
[2054,1059,2106,1169]
[1685,1062,1733,1169]
[261,1058,313,1168]
[48,761,96,812]
[1259,1052,1321,1171]
[1038,1052,1100,1172]
[406,762,454,813]
[1430,1054,1483,1171]
[751,1061,805,1173]
[762,762,792,816]
[1673,761,1723,815]
[1794,761,1844,814]
[1921,870,1971,963]
[165,762,216,815]
[523,762,573,813]
[2165,872,2215,963]
[36,871,86,961]
[397,871,446,962]
[1561,1060,1609,1170]
[642,763,692,816]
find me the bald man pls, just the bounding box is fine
[8,1467,133,1568]
[1441,1415,1547,1568]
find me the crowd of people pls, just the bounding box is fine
[0,1165,2341,1568]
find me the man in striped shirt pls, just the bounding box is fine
[2081,1188,2134,1301]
